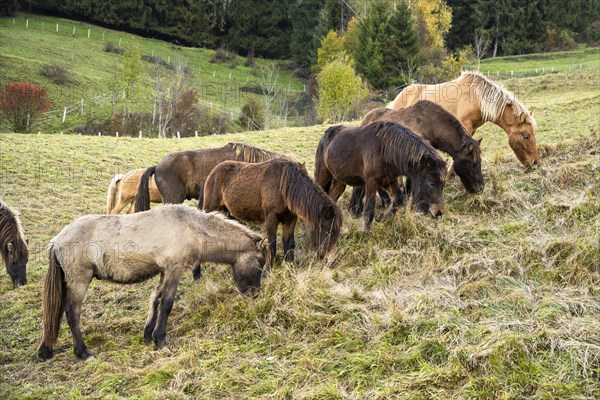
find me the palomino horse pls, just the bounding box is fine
[135,142,284,212]
[387,71,539,168]
[107,168,163,214]
[37,205,270,360]
[202,158,342,263]
[314,121,447,231]
[0,201,28,288]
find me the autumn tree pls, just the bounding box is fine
[316,59,367,122]
[0,82,51,132]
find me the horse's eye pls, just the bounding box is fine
[523,134,529,140]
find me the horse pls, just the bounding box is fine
[0,201,29,288]
[314,121,447,231]
[107,168,163,214]
[135,142,284,212]
[37,205,270,360]
[350,100,485,216]
[201,158,342,263]
[387,71,539,168]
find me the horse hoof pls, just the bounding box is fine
[154,337,166,350]
[76,349,91,360]
[37,344,53,360]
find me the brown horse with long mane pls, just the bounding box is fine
[202,158,342,263]
[37,205,270,360]
[0,200,29,288]
[314,121,447,231]
[387,71,539,168]
[135,142,284,212]
[107,168,163,214]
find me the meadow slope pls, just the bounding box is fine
[0,70,599,399]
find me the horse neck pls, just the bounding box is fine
[494,106,519,135]
[280,168,323,228]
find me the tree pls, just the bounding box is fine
[0,82,51,132]
[353,0,418,89]
[316,59,367,122]
[473,30,490,71]
[153,64,185,138]
[315,30,350,73]
[290,0,326,67]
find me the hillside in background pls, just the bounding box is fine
[0,69,598,399]
[0,14,306,135]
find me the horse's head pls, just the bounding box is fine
[412,159,446,218]
[233,237,270,296]
[505,107,540,168]
[4,241,28,288]
[309,204,342,260]
[453,138,485,194]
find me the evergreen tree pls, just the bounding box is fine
[290,0,326,67]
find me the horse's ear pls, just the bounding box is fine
[477,137,483,145]
[257,237,271,266]
[467,143,474,153]
[530,109,535,117]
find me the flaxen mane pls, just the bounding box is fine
[0,201,28,264]
[280,163,342,231]
[228,142,284,163]
[457,71,537,127]
[375,122,447,176]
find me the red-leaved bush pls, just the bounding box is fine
[0,82,51,132]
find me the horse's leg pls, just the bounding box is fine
[281,217,297,262]
[64,270,93,359]
[144,272,165,344]
[110,199,129,215]
[152,268,183,349]
[328,180,347,203]
[192,261,202,281]
[348,187,365,218]
[383,179,404,216]
[377,187,392,208]
[363,180,378,231]
[265,213,279,263]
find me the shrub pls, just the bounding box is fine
[104,42,124,55]
[39,63,76,85]
[244,49,256,67]
[0,82,51,132]
[540,28,577,52]
[210,48,238,68]
[238,98,264,130]
[316,60,368,123]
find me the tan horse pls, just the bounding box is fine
[37,205,270,360]
[107,168,163,214]
[387,71,539,168]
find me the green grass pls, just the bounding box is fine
[0,14,305,133]
[467,46,600,78]
[1,70,599,398]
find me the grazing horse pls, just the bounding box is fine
[0,201,29,288]
[202,158,342,263]
[387,71,539,168]
[314,121,447,231]
[351,100,485,216]
[107,168,163,214]
[37,205,270,360]
[135,142,284,212]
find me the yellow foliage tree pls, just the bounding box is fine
[412,0,452,49]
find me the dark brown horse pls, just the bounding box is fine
[135,142,284,212]
[314,121,447,231]
[350,100,485,216]
[202,158,342,263]
[0,201,28,288]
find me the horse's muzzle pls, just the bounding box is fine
[13,278,26,288]
[429,205,444,219]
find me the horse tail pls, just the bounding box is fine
[37,245,66,360]
[106,174,123,214]
[314,126,339,192]
[197,179,206,210]
[134,166,156,212]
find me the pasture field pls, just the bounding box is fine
[0,70,599,399]
[467,47,600,77]
[0,14,305,133]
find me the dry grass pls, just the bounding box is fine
[0,70,599,399]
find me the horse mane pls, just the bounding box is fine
[456,71,537,128]
[0,201,28,264]
[226,142,284,163]
[280,162,342,230]
[374,121,447,176]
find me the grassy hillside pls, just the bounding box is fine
[467,47,600,78]
[0,70,599,399]
[0,14,305,133]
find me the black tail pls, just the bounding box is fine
[135,166,156,212]
[314,126,340,192]
[37,245,66,360]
